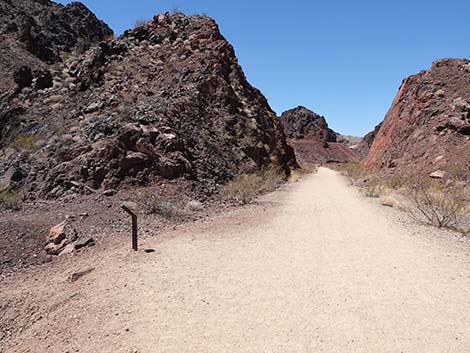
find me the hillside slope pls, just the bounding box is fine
[1,5,297,200]
[280,106,358,164]
[363,59,470,180]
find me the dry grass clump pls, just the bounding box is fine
[13,134,41,152]
[288,170,302,183]
[299,162,318,174]
[403,181,469,232]
[143,195,191,221]
[133,18,147,28]
[226,164,286,204]
[335,161,365,179]
[259,165,285,192]
[0,189,23,211]
[336,162,384,198]
[361,183,382,198]
[226,173,262,205]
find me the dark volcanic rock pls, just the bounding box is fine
[363,59,470,180]
[0,0,113,91]
[0,10,297,199]
[280,106,357,164]
[1,0,113,63]
[280,106,337,144]
[13,66,33,89]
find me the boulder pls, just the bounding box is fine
[46,221,78,245]
[45,221,95,255]
[45,221,78,254]
[33,69,53,89]
[430,170,446,179]
[13,66,33,88]
[84,101,104,114]
[74,236,95,250]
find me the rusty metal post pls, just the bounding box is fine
[122,204,138,251]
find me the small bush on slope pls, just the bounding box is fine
[0,189,23,211]
[226,165,286,205]
[403,181,469,232]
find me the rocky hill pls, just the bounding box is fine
[0,2,297,201]
[280,106,358,164]
[0,0,113,92]
[363,59,470,180]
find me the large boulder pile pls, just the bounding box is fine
[0,5,297,200]
[0,0,113,92]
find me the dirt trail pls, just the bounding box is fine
[2,167,470,352]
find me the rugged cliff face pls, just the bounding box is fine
[363,59,470,180]
[280,106,358,164]
[0,4,296,200]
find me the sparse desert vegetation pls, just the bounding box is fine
[2,1,470,352]
[225,165,286,204]
[0,188,23,211]
[404,181,469,231]
[334,162,470,234]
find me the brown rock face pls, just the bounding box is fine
[281,106,337,143]
[280,106,358,164]
[0,0,113,91]
[363,59,470,180]
[0,9,296,199]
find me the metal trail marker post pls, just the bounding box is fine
[121,203,138,251]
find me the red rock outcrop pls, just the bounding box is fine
[280,106,358,164]
[363,59,470,180]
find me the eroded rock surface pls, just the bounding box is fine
[1,6,296,200]
[363,59,470,180]
[280,106,357,164]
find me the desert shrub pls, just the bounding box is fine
[403,181,469,230]
[385,175,407,190]
[13,133,40,152]
[226,164,286,204]
[143,196,190,221]
[361,183,382,198]
[259,165,285,193]
[226,173,263,205]
[133,18,147,28]
[300,162,318,174]
[0,189,23,211]
[335,161,364,179]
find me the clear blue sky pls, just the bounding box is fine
[58,0,470,136]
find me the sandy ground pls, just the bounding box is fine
[1,167,470,352]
